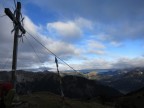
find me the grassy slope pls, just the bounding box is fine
[19,92,113,108]
[116,90,144,108]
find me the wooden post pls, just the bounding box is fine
[11,2,21,86]
[5,2,25,86]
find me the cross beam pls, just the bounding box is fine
[5,8,26,34]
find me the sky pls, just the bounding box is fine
[0,0,144,71]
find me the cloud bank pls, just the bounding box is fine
[1,0,144,71]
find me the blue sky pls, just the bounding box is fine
[0,0,144,71]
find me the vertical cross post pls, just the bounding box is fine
[5,2,25,87]
[11,2,21,87]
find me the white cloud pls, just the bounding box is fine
[47,17,92,42]
[89,50,106,55]
[112,57,144,69]
[75,17,93,29]
[85,40,106,55]
[47,41,81,57]
[70,58,112,70]
[88,40,105,49]
[47,21,82,40]
[110,41,122,47]
[24,16,40,34]
[64,57,144,70]
[0,16,13,65]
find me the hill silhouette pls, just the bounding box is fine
[115,87,144,108]
[0,70,122,99]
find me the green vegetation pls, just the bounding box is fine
[19,92,113,108]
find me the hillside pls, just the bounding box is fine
[30,74,122,99]
[0,70,122,99]
[18,92,114,108]
[115,87,144,108]
[62,75,122,98]
[15,88,144,108]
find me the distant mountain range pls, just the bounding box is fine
[79,67,144,94]
[1,67,144,96]
[65,69,115,73]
